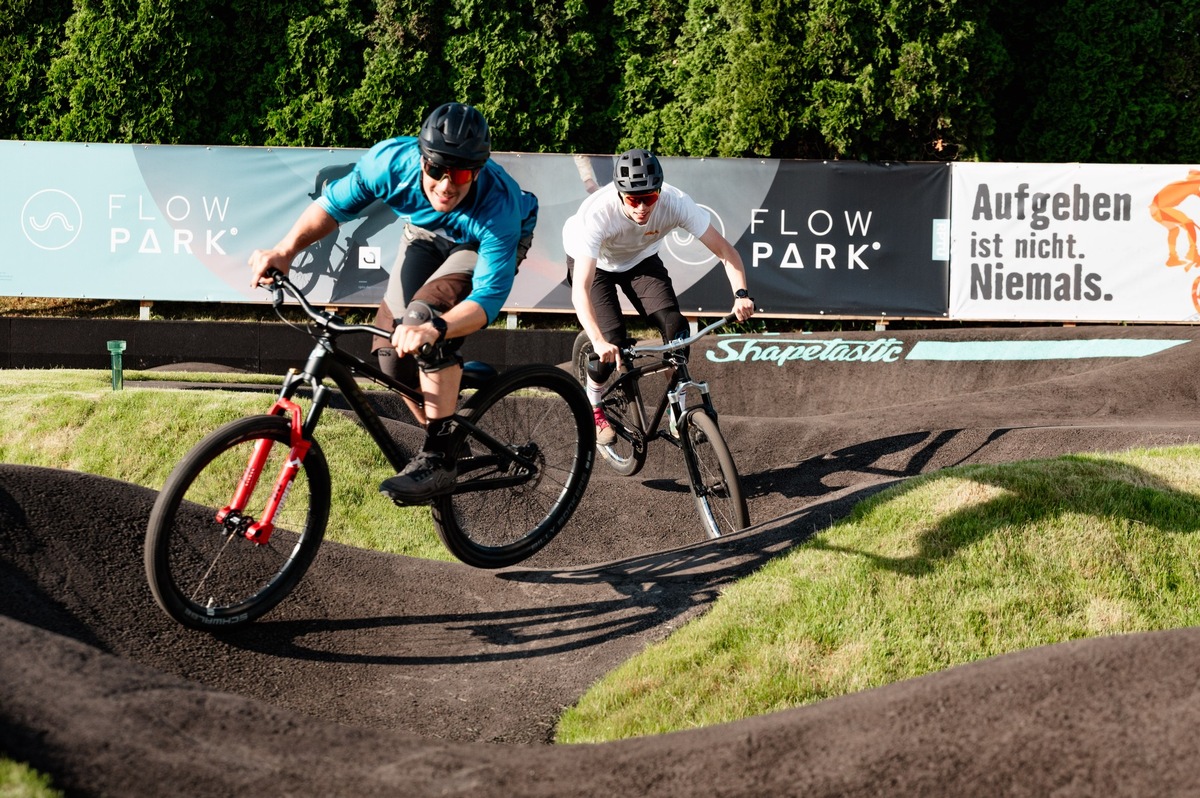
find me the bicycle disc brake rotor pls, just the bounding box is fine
[506,442,544,493]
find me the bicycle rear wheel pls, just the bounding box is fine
[681,409,748,539]
[432,365,595,568]
[598,382,648,476]
[570,329,592,385]
[571,331,647,476]
[144,415,331,630]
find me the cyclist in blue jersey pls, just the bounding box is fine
[249,102,538,503]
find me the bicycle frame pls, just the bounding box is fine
[606,352,714,448]
[220,274,539,544]
[605,314,734,447]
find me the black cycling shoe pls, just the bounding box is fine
[379,451,457,505]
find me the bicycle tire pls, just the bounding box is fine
[570,329,592,385]
[571,330,647,476]
[598,382,648,477]
[144,415,331,630]
[680,409,749,539]
[432,364,595,568]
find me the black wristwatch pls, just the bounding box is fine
[734,288,750,300]
[430,315,448,342]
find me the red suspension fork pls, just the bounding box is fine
[215,399,311,545]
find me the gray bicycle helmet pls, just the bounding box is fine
[419,102,491,169]
[613,148,663,193]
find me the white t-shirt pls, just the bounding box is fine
[562,182,710,273]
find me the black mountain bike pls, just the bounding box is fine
[144,271,594,631]
[571,316,749,539]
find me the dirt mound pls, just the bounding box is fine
[4,325,1200,796]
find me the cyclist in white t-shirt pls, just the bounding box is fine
[562,148,755,445]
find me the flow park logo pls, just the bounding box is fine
[22,189,83,251]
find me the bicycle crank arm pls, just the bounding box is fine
[450,469,535,495]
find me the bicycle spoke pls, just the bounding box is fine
[683,411,749,539]
[145,416,330,629]
[433,366,594,568]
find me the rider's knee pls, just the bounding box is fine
[401,300,437,326]
[401,300,463,373]
[650,308,689,343]
[587,358,616,385]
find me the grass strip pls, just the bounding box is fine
[0,369,447,561]
[557,447,1200,741]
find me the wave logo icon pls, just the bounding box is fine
[665,203,724,267]
[22,189,83,251]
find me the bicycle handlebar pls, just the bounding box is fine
[266,269,392,339]
[585,313,738,363]
[627,313,738,357]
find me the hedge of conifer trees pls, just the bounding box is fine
[3,0,1198,163]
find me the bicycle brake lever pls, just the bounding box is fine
[269,274,284,308]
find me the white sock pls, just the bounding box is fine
[586,379,604,408]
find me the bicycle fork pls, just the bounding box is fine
[666,378,713,438]
[215,398,311,545]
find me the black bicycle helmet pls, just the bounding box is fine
[418,102,491,169]
[613,148,663,193]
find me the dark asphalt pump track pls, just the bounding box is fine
[5,324,1200,796]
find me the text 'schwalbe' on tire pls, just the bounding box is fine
[144,415,331,631]
[432,365,595,568]
[681,409,748,539]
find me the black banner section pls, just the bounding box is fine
[676,161,951,318]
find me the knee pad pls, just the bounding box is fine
[586,357,616,385]
[377,346,418,386]
[401,300,462,373]
[402,300,437,326]
[648,308,689,343]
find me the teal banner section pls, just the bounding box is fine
[1,141,951,316]
[906,339,1190,361]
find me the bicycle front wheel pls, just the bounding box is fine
[681,409,749,539]
[432,365,595,568]
[144,415,331,630]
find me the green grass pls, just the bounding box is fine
[0,758,63,797]
[556,447,1200,742]
[0,369,449,561]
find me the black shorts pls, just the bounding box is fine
[567,254,683,346]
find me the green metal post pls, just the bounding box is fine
[107,340,126,390]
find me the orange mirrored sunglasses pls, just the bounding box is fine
[621,190,660,208]
[423,159,478,186]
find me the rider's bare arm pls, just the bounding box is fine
[699,224,755,322]
[248,204,340,287]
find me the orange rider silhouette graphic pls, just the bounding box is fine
[1151,169,1200,314]
[1149,169,1200,269]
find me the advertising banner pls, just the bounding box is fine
[718,159,950,318]
[4,141,370,303]
[2,141,951,318]
[949,162,1200,321]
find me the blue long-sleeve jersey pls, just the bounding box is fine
[317,137,538,323]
